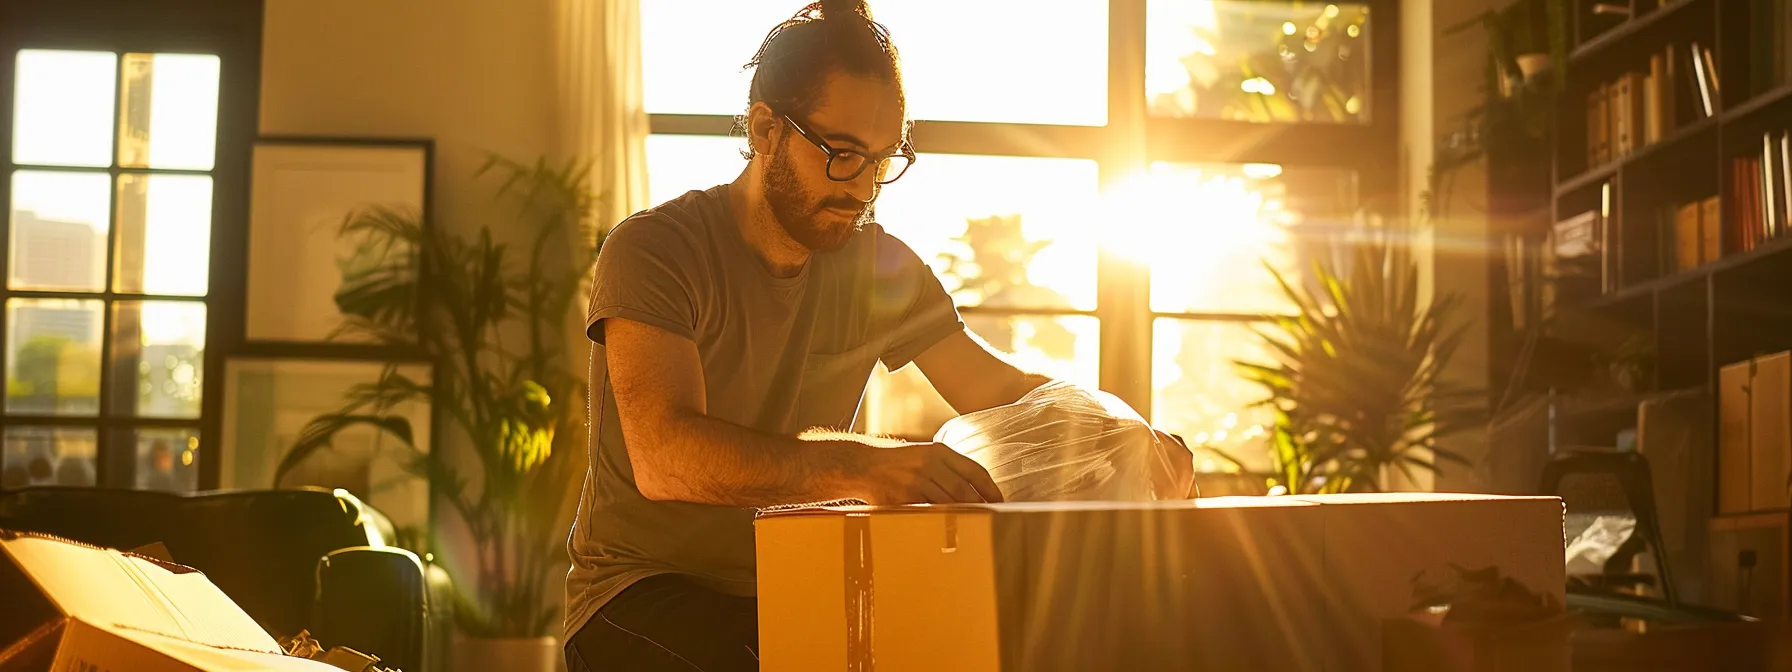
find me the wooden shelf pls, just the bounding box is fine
[1587,235,1792,308]
[1555,163,1617,199]
[1570,0,1708,64]
[1556,117,1719,199]
[1725,83,1792,127]
[1560,385,1708,420]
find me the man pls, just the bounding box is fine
[563,2,1194,670]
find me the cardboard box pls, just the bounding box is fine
[1382,611,1576,672]
[1719,353,1792,513]
[0,530,344,672]
[755,493,1565,672]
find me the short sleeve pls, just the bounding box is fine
[586,215,701,344]
[876,230,964,369]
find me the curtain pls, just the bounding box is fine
[554,0,651,237]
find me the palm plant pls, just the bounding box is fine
[1232,235,1486,494]
[275,155,599,638]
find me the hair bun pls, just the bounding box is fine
[819,0,871,21]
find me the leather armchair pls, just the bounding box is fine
[0,486,450,672]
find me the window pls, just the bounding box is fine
[2,49,222,491]
[1146,1,1372,123]
[639,0,1394,471]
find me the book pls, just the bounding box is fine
[1616,76,1634,156]
[1782,133,1792,228]
[1675,201,1701,270]
[1767,133,1780,240]
[1692,41,1716,117]
[1553,210,1609,297]
[1647,54,1665,143]
[1665,43,1681,129]
[1702,196,1723,263]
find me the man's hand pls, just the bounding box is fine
[1153,429,1196,499]
[852,443,1006,505]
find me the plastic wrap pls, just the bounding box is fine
[934,380,1187,501]
[1563,514,1636,575]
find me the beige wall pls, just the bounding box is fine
[258,0,573,641]
[260,0,559,239]
[1402,0,1505,492]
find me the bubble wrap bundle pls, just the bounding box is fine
[935,380,1185,501]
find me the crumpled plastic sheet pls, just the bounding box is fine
[934,380,1182,502]
[1564,514,1637,575]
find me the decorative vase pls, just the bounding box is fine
[453,634,560,672]
[1516,53,1551,81]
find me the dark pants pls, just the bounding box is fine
[565,574,760,672]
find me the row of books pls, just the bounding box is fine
[1731,130,1792,253]
[1669,196,1723,271]
[1586,42,1720,168]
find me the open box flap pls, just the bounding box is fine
[0,531,281,655]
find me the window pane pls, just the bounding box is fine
[9,170,111,292]
[5,298,103,416]
[122,427,200,492]
[874,1,1106,125]
[111,301,205,418]
[863,314,1100,438]
[114,174,213,296]
[877,154,1099,310]
[642,1,1107,125]
[1151,318,1275,473]
[2,427,97,488]
[118,53,222,170]
[1147,1,1370,123]
[12,50,117,167]
[1122,162,1355,314]
[645,134,747,208]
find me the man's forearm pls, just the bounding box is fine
[629,411,876,508]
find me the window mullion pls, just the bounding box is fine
[95,49,124,486]
[1097,0,1151,416]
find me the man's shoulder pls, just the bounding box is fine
[605,186,728,252]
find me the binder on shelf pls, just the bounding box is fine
[1702,196,1723,263]
[1674,201,1700,271]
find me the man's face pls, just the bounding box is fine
[762,72,905,253]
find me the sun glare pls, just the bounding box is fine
[1102,166,1286,278]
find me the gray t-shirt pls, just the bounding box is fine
[564,185,963,638]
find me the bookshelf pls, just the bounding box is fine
[1502,0,1792,450]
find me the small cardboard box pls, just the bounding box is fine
[0,530,344,672]
[1382,611,1576,672]
[754,493,1564,672]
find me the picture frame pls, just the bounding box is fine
[219,356,435,545]
[244,137,432,348]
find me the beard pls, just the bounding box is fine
[763,148,873,253]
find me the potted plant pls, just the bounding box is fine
[1233,232,1487,494]
[277,156,598,671]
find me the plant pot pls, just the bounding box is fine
[1516,53,1551,81]
[454,634,560,672]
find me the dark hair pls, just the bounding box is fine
[736,0,906,159]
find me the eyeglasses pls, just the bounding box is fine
[781,114,915,185]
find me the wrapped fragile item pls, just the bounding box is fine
[934,380,1186,501]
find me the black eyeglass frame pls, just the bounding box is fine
[780,114,916,184]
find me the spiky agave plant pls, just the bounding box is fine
[1232,235,1485,494]
[276,155,599,637]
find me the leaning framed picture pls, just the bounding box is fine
[244,138,432,346]
[220,357,435,546]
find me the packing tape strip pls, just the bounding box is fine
[845,513,875,672]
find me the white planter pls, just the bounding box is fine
[453,635,560,672]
